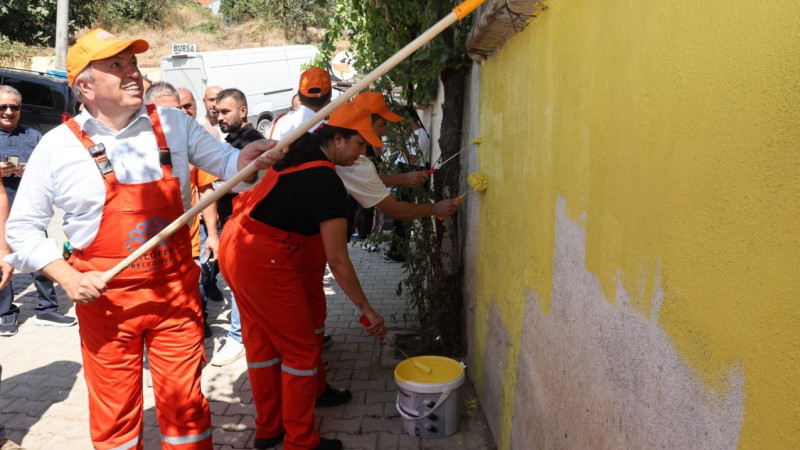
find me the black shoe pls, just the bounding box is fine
[314,438,343,450]
[34,310,77,327]
[207,286,224,302]
[254,432,284,449]
[0,314,18,337]
[323,334,333,348]
[315,384,352,407]
[382,253,404,263]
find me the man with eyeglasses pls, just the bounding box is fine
[0,85,77,337]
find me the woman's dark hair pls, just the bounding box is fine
[275,124,359,170]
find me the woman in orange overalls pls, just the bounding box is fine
[218,103,387,450]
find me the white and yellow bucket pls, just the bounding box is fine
[394,356,466,438]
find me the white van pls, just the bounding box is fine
[160,45,320,134]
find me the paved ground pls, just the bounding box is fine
[0,241,494,449]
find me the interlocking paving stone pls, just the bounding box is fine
[0,242,493,449]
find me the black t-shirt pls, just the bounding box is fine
[219,123,264,224]
[249,147,347,235]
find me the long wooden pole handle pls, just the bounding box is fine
[101,0,486,283]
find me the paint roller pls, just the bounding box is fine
[359,316,433,374]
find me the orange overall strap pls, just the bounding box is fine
[275,159,335,175]
[65,117,118,183]
[146,104,173,170]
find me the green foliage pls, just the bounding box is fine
[0,35,43,65]
[0,0,94,46]
[182,20,220,35]
[321,0,472,104]
[220,0,270,23]
[94,0,173,27]
[322,2,472,355]
[265,0,333,29]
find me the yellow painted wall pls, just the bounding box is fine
[473,0,799,448]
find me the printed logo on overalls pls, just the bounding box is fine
[126,217,175,271]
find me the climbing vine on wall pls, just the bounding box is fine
[322,1,474,354]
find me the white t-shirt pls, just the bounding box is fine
[269,105,390,207]
[335,155,391,208]
[269,105,325,141]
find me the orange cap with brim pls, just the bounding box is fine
[299,67,331,98]
[67,29,149,87]
[327,103,384,148]
[351,92,402,122]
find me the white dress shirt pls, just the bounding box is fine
[5,105,248,273]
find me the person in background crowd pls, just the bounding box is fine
[148,84,220,338]
[198,85,226,306]
[218,102,387,450]
[291,93,301,111]
[407,108,431,168]
[181,88,221,141]
[268,67,330,140]
[0,84,76,337]
[338,92,459,262]
[0,177,22,449]
[201,85,226,143]
[208,87,264,366]
[3,29,282,449]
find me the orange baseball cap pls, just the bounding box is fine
[299,67,331,98]
[327,103,384,148]
[67,29,149,87]
[351,92,402,122]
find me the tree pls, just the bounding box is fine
[0,0,94,46]
[321,1,473,354]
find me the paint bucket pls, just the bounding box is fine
[394,356,466,438]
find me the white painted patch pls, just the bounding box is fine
[510,197,744,449]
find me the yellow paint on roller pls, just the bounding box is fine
[395,356,464,385]
[412,359,433,374]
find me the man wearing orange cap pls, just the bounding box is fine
[3,29,282,450]
[219,102,387,450]
[269,66,331,140]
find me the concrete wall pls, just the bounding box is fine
[463,0,800,449]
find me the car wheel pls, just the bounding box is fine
[256,118,272,137]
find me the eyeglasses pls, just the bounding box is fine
[181,103,194,110]
[0,104,20,112]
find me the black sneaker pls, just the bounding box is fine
[323,334,333,349]
[207,287,224,302]
[34,311,77,327]
[314,438,343,450]
[254,432,284,449]
[0,314,18,337]
[315,384,352,407]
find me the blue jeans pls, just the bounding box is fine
[0,364,6,439]
[0,271,58,318]
[200,222,241,343]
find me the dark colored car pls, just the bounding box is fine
[0,67,78,134]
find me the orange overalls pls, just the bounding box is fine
[218,160,333,450]
[66,105,212,450]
